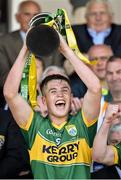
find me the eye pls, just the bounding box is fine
[117,70,121,75]
[107,71,113,75]
[51,90,56,93]
[110,140,120,145]
[63,88,69,93]
[50,90,57,94]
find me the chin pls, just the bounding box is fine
[55,111,68,118]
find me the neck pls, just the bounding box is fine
[49,115,68,126]
[101,80,108,89]
[111,91,121,102]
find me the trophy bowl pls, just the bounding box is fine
[26,13,60,58]
[26,24,60,58]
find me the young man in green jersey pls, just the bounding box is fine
[4,33,101,179]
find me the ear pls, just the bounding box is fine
[41,96,47,105]
[37,95,48,117]
[15,13,20,23]
[71,93,73,102]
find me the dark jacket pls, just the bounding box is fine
[72,23,121,55]
[0,30,23,88]
[91,165,120,179]
[0,30,22,108]
[0,109,33,179]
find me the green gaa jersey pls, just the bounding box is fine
[21,110,97,179]
[114,143,121,167]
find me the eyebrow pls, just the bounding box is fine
[48,86,70,92]
[107,69,121,73]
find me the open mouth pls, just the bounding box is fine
[55,100,66,108]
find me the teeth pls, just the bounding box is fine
[55,100,65,105]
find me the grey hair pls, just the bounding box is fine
[110,123,121,132]
[40,65,69,83]
[108,123,121,144]
[85,0,113,18]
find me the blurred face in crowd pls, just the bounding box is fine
[108,123,121,145]
[88,45,113,80]
[85,1,113,32]
[16,1,41,32]
[106,59,121,93]
[109,130,121,145]
[42,79,72,121]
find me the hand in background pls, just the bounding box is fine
[70,97,83,115]
[104,103,121,126]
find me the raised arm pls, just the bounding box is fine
[92,104,120,165]
[3,42,32,127]
[59,34,101,122]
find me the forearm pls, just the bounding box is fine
[92,121,110,162]
[60,44,101,93]
[4,44,28,99]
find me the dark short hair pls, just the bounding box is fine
[40,74,71,94]
[107,55,121,63]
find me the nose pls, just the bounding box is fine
[97,59,103,65]
[112,73,118,81]
[57,90,63,97]
[96,59,105,67]
[95,13,101,20]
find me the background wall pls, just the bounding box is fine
[8,0,121,32]
[8,0,72,32]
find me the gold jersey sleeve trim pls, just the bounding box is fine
[82,110,97,127]
[111,146,118,164]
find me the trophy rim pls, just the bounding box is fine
[29,12,53,27]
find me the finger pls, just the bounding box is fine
[70,102,77,115]
[72,97,82,110]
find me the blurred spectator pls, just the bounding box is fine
[98,56,121,122]
[85,44,113,130]
[108,122,121,146]
[92,103,121,179]
[72,0,121,55]
[0,109,33,179]
[98,55,121,121]
[88,44,113,95]
[0,0,41,108]
[105,56,121,102]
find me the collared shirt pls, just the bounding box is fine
[19,31,26,41]
[116,166,121,178]
[87,28,111,44]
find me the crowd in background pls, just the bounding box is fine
[0,0,121,179]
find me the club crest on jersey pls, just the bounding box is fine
[65,125,77,136]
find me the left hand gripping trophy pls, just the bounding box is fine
[20,9,90,109]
